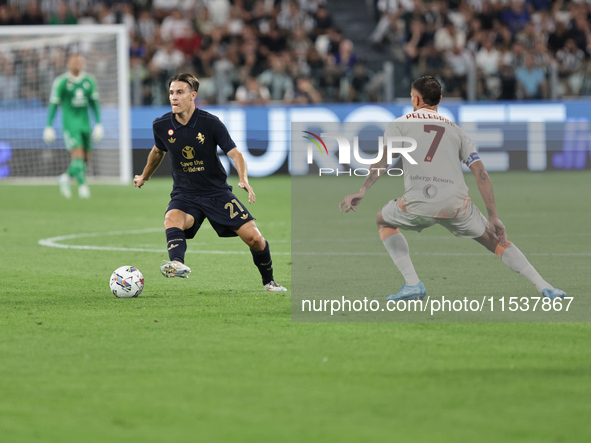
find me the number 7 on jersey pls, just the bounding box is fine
[423,124,445,162]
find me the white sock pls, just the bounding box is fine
[382,232,420,286]
[500,243,552,293]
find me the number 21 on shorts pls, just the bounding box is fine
[225,198,245,219]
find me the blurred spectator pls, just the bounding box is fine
[206,0,231,27]
[0,4,16,26]
[404,19,432,79]
[257,54,294,101]
[288,27,314,60]
[516,53,547,99]
[3,0,591,105]
[515,21,543,51]
[477,1,498,31]
[556,39,586,96]
[291,76,322,104]
[102,3,136,34]
[434,20,466,52]
[547,20,568,53]
[444,44,472,98]
[175,27,202,60]
[0,57,20,102]
[20,1,45,26]
[235,76,271,104]
[151,40,186,75]
[419,45,447,78]
[332,39,358,75]
[566,11,589,53]
[136,10,157,43]
[313,5,334,37]
[369,0,399,45]
[260,24,288,53]
[498,64,517,100]
[49,1,77,25]
[130,36,148,60]
[349,62,372,102]
[525,0,552,12]
[475,37,501,99]
[502,0,530,36]
[278,0,313,33]
[196,6,217,35]
[319,56,343,102]
[161,9,192,42]
[247,0,273,33]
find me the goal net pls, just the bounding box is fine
[0,25,130,183]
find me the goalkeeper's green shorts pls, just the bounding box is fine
[63,129,92,151]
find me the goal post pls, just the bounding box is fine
[0,25,131,184]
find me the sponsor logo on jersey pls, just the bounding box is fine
[422,184,438,199]
[168,137,176,143]
[182,146,195,159]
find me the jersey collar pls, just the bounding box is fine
[170,107,200,129]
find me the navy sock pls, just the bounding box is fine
[251,240,274,285]
[165,227,187,263]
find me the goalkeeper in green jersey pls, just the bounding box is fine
[44,54,103,199]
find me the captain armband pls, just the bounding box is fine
[464,152,481,167]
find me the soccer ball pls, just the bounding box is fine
[110,266,144,298]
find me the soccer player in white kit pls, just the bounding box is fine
[339,76,567,301]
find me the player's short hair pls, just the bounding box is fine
[411,76,442,106]
[168,73,200,94]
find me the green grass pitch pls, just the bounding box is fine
[1,172,590,442]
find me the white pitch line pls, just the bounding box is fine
[38,230,591,257]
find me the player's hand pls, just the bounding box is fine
[339,190,366,213]
[488,216,507,247]
[133,175,147,188]
[92,124,104,142]
[239,181,256,204]
[43,127,56,145]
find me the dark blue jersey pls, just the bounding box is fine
[153,108,236,196]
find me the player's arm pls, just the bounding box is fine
[227,147,255,204]
[134,145,166,188]
[89,76,103,141]
[469,158,507,246]
[44,78,62,144]
[339,145,389,213]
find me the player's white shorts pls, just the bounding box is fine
[381,199,488,239]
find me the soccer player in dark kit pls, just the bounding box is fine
[134,73,286,291]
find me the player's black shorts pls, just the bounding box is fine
[166,190,255,239]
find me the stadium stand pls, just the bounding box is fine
[0,0,590,104]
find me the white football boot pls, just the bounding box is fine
[160,260,191,278]
[58,173,72,199]
[264,280,287,292]
[78,184,91,199]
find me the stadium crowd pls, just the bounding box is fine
[371,0,591,99]
[0,0,590,104]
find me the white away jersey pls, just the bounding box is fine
[385,109,479,218]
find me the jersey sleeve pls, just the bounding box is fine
[49,76,64,105]
[384,121,403,140]
[88,75,101,123]
[153,122,167,152]
[211,116,237,154]
[458,127,477,165]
